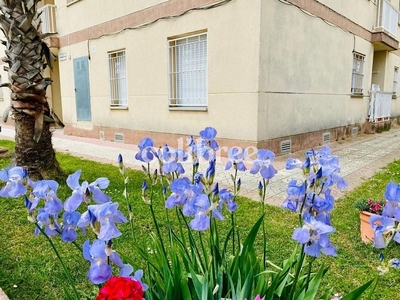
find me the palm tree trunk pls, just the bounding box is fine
[0,0,63,179]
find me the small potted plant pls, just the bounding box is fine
[354,198,385,243]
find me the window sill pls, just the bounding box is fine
[67,0,81,7]
[169,106,207,112]
[110,106,128,110]
[350,93,364,98]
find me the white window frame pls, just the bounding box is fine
[168,32,208,109]
[393,66,399,98]
[108,50,128,107]
[351,52,365,95]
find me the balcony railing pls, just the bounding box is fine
[37,4,57,36]
[375,0,398,37]
[368,85,392,122]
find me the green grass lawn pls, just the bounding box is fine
[0,140,399,299]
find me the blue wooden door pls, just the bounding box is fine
[73,56,92,121]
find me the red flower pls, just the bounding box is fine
[96,276,144,300]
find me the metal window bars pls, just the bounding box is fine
[108,50,128,107]
[168,33,207,107]
[351,52,365,94]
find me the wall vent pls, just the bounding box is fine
[114,133,124,143]
[351,127,358,136]
[280,139,292,154]
[322,132,330,144]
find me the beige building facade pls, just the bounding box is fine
[1,0,400,155]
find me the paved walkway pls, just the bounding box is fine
[1,124,400,206]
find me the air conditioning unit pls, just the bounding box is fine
[38,4,57,35]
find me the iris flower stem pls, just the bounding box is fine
[210,218,218,287]
[262,178,268,269]
[289,244,305,300]
[146,170,170,272]
[231,168,238,253]
[305,257,315,291]
[178,209,206,273]
[298,181,308,227]
[230,214,236,254]
[198,231,209,272]
[149,202,170,271]
[123,180,136,245]
[35,224,81,300]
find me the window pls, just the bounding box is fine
[351,52,365,95]
[393,66,399,97]
[168,33,207,108]
[108,50,128,107]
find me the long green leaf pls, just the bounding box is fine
[340,279,375,300]
[303,265,326,299]
[237,269,254,300]
[190,270,204,300]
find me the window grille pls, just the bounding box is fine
[168,33,207,107]
[393,66,399,96]
[351,52,365,95]
[108,50,128,107]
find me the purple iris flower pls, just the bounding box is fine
[126,269,149,291]
[250,149,277,180]
[64,170,111,212]
[225,147,247,171]
[199,127,219,150]
[32,180,63,216]
[370,215,395,248]
[83,202,127,241]
[24,196,40,214]
[281,179,306,212]
[165,177,190,208]
[83,240,111,284]
[135,137,155,162]
[83,240,132,284]
[35,208,60,236]
[292,213,336,257]
[219,189,237,213]
[138,137,154,150]
[0,166,27,198]
[381,182,400,218]
[384,182,400,202]
[313,189,335,213]
[110,254,149,292]
[165,177,203,209]
[61,211,81,242]
[286,158,302,170]
[161,146,187,175]
[185,194,211,231]
[196,127,219,161]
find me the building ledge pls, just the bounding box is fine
[371,31,398,51]
[43,36,59,49]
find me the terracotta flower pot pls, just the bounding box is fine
[359,211,376,243]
